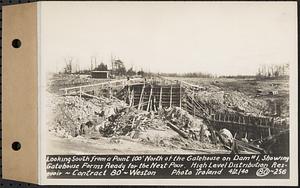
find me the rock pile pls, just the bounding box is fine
[192,90,268,116]
[49,95,217,151]
[49,96,127,137]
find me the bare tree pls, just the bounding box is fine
[64,57,74,74]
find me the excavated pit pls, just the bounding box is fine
[49,75,289,154]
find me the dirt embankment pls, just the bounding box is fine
[48,94,222,154]
[169,76,289,118]
[47,75,289,154]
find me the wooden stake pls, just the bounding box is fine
[179,84,182,109]
[159,86,162,109]
[79,87,82,99]
[138,84,145,110]
[153,96,157,112]
[127,86,130,103]
[147,86,153,111]
[109,87,112,99]
[131,88,135,106]
[129,88,134,107]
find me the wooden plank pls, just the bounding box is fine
[138,84,145,110]
[170,86,173,107]
[159,86,162,108]
[60,78,143,92]
[79,87,82,99]
[146,86,153,111]
[129,88,134,107]
[166,121,188,139]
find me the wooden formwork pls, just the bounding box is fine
[60,77,289,141]
[185,92,288,140]
[126,83,183,111]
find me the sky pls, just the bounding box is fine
[40,1,297,76]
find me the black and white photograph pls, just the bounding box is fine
[43,1,294,155]
[36,1,297,185]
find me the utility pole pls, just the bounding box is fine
[111,53,114,74]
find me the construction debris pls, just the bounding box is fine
[48,74,289,154]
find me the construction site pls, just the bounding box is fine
[47,69,289,155]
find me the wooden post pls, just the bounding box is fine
[132,88,135,106]
[179,84,182,109]
[129,88,134,107]
[170,86,173,108]
[109,87,112,99]
[127,86,130,103]
[192,88,195,117]
[259,118,262,126]
[159,86,162,109]
[138,84,145,110]
[79,87,82,99]
[147,86,153,111]
[185,96,188,112]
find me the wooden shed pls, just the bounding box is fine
[91,71,109,79]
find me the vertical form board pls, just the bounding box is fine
[159,86,162,108]
[2,3,38,184]
[169,86,172,107]
[179,84,182,109]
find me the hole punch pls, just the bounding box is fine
[12,141,21,151]
[11,39,22,48]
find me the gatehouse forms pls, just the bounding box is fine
[47,75,290,155]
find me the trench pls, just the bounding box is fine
[120,82,288,141]
[61,78,289,142]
